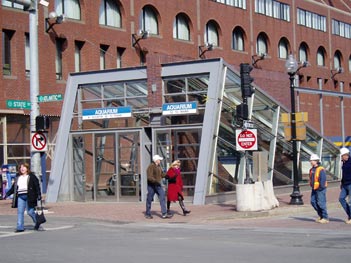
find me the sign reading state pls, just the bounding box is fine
[82,106,132,120]
[162,102,198,116]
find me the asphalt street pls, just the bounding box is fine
[0,205,350,263]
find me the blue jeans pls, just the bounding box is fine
[17,194,36,231]
[310,188,328,219]
[146,184,167,216]
[339,184,351,220]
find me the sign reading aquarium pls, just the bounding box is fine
[162,102,198,116]
[82,106,132,120]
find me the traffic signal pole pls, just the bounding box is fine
[238,63,255,184]
[29,1,41,178]
[13,0,41,178]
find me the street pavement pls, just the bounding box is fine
[0,184,349,228]
[0,185,350,263]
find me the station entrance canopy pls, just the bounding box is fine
[46,58,340,205]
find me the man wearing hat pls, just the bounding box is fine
[145,154,172,219]
[339,147,351,224]
[309,154,329,223]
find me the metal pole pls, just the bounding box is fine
[29,0,41,178]
[289,73,303,205]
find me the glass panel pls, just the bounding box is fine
[94,134,116,201]
[118,132,140,200]
[154,128,201,197]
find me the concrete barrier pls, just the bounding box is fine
[236,180,279,211]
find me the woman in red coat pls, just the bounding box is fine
[166,160,190,216]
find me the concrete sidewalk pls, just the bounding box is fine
[0,185,344,225]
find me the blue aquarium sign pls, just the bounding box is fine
[82,106,132,120]
[162,102,198,116]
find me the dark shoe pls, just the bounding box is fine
[15,229,24,233]
[145,214,153,219]
[183,210,191,216]
[34,223,40,230]
[162,213,173,219]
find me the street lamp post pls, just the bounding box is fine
[285,54,304,205]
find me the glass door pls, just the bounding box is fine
[115,131,140,201]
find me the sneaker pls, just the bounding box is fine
[145,214,153,219]
[162,213,173,219]
[15,229,24,233]
[315,217,321,222]
[345,219,351,224]
[318,218,329,224]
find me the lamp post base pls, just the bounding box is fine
[289,191,304,205]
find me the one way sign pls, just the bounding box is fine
[31,132,48,152]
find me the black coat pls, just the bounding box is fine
[6,173,41,208]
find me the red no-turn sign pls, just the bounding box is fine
[236,129,258,151]
[31,132,47,152]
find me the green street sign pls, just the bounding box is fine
[6,100,31,110]
[38,93,63,103]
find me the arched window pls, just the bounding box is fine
[232,27,244,51]
[55,0,81,20]
[140,6,158,35]
[298,42,309,63]
[173,13,190,41]
[256,33,268,55]
[333,50,342,70]
[99,0,121,28]
[317,46,326,66]
[278,37,289,59]
[205,20,219,46]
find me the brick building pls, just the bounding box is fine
[1,0,350,202]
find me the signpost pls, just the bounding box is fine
[236,129,258,151]
[38,93,63,103]
[6,100,31,110]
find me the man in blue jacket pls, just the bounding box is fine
[339,147,351,224]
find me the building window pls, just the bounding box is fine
[332,19,351,39]
[205,20,219,47]
[55,38,65,80]
[140,5,158,35]
[2,0,23,9]
[100,44,109,70]
[212,0,246,9]
[173,13,190,41]
[297,8,326,32]
[333,51,342,70]
[74,41,84,72]
[256,33,268,55]
[116,47,125,68]
[298,42,308,63]
[232,27,244,51]
[99,0,121,28]
[2,30,14,76]
[278,38,289,59]
[317,46,326,67]
[25,33,30,77]
[55,0,81,20]
[255,0,290,21]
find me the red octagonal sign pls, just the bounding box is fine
[236,129,258,151]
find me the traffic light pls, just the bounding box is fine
[240,63,254,98]
[36,115,50,131]
[235,103,248,121]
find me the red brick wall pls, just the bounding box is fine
[0,0,350,137]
